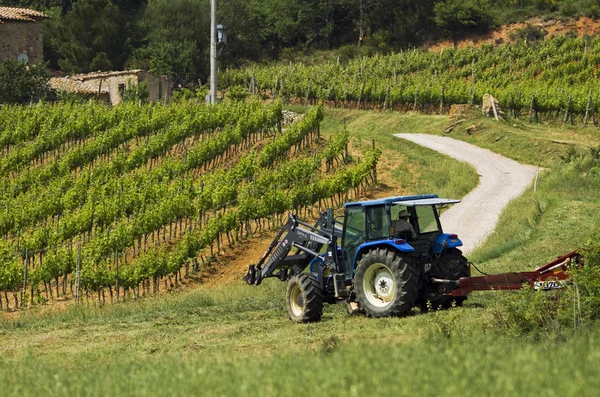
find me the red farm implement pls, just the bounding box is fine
[448,251,583,297]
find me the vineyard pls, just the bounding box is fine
[222,35,600,124]
[0,100,379,310]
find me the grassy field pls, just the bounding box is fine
[1,288,599,396]
[2,108,600,396]
[314,106,480,200]
[318,107,600,168]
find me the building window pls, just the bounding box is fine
[118,83,125,98]
[159,81,163,101]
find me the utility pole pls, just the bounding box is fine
[210,0,217,104]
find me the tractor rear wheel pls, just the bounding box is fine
[354,248,418,317]
[434,248,468,309]
[286,274,323,323]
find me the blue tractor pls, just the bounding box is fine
[243,194,469,322]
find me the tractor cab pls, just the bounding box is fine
[341,195,462,279]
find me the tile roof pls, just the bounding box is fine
[49,77,109,95]
[71,70,144,80]
[0,7,48,22]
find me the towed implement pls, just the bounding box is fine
[243,195,583,322]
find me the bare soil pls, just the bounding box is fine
[427,16,600,52]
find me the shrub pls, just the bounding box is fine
[535,0,558,11]
[122,80,150,104]
[590,6,600,18]
[226,85,249,102]
[337,44,359,63]
[434,0,496,36]
[560,1,580,17]
[510,23,547,42]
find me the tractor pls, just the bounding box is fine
[244,194,583,322]
[243,194,472,322]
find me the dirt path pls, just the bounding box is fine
[395,134,538,254]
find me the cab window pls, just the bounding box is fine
[415,205,439,234]
[390,204,406,220]
[342,207,366,275]
[367,205,389,240]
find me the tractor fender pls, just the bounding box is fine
[433,233,463,254]
[351,240,415,276]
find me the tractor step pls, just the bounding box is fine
[333,273,350,298]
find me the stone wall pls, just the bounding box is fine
[81,72,173,105]
[0,20,44,64]
[82,74,138,105]
[139,71,173,104]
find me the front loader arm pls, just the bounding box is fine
[243,212,339,286]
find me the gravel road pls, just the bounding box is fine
[395,134,538,254]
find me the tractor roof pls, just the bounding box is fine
[344,194,441,208]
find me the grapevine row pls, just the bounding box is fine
[0,101,269,198]
[0,106,326,307]
[0,102,283,239]
[222,35,600,122]
[75,147,380,300]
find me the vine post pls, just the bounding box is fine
[21,249,28,309]
[372,139,377,184]
[584,91,593,128]
[75,243,81,303]
[115,249,120,303]
[528,95,536,122]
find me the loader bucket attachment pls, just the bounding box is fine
[243,264,258,285]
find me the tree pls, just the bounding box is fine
[45,0,146,73]
[128,0,209,85]
[250,0,303,60]
[216,0,262,65]
[0,59,49,104]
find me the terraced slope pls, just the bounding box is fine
[0,101,380,310]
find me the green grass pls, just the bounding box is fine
[3,330,600,396]
[2,279,599,396]
[3,109,600,396]
[470,153,600,269]
[299,106,480,199]
[431,109,600,168]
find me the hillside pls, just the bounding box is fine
[2,106,600,395]
[4,0,600,101]
[4,1,600,392]
[0,100,387,309]
[223,33,600,127]
[428,16,600,50]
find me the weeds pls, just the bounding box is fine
[492,264,600,341]
[492,218,600,339]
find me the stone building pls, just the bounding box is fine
[0,7,48,65]
[49,76,111,103]
[50,70,173,105]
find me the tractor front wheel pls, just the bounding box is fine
[286,274,323,323]
[354,248,418,317]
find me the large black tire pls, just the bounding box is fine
[286,274,323,323]
[354,248,418,317]
[433,248,469,309]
